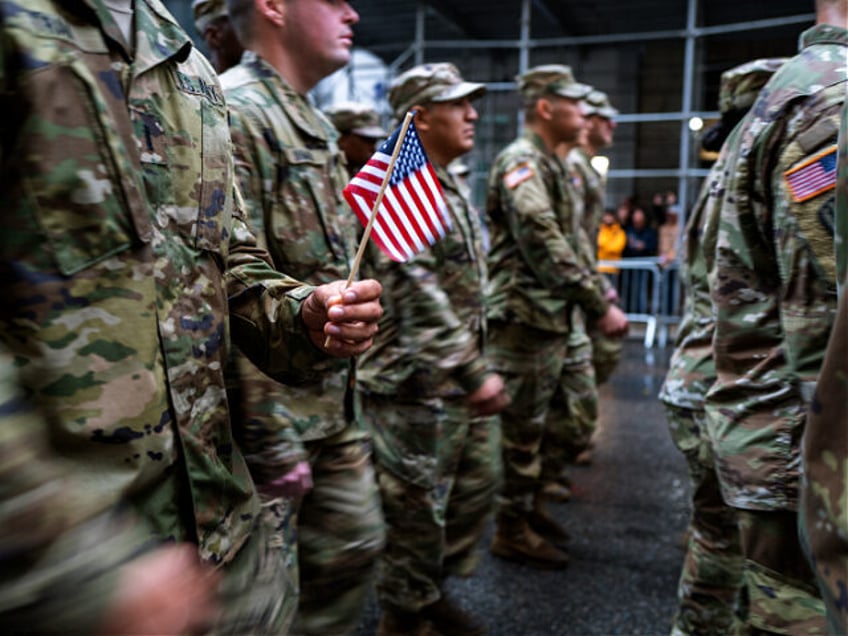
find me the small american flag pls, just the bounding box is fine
[343,116,451,262]
[783,146,837,203]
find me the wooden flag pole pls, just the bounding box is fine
[324,110,415,347]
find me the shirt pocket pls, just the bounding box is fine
[21,57,151,275]
[271,146,350,280]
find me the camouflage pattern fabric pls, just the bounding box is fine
[799,100,848,635]
[358,166,496,612]
[363,394,501,612]
[704,24,847,634]
[221,52,383,636]
[0,0,334,630]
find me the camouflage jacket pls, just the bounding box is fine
[704,24,846,510]
[486,131,609,334]
[358,165,490,399]
[221,53,362,477]
[0,1,326,629]
[800,100,848,635]
[568,147,605,239]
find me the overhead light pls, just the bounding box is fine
[591,155,610,176]
[688,116,704,132]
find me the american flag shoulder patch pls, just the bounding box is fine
[783,145,838,203]
[504,162,535,189]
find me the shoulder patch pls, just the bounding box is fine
[504,162,535,189]
[783,145,837,203]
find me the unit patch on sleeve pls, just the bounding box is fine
[783,145,837,203]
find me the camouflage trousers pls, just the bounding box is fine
[291,432,385,636]
[488,320,571,518]
[590,330,623,385]
[212,498,299,636]
[664,405,745,636]
[362,392,502,612]
[542,313,599,477]
[736,509,826,635]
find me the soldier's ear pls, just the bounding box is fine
[411,105,430,131]
[258,0,285,27]
[536,97,554,122]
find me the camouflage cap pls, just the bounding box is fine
[718,57,787,114]
[323,101,387,139]
[388,63,486,119]
[517,64,592,102]
[584,90,619,119]
[192,0,227,34]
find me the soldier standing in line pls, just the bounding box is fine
[0,1,382,634]
[192,0,243,74]
[570,90,624,390]
[324,101,388,178]
[800,99,848,635]
[485,64,628,570]
[704,0,847,631]
[658,58,786,636]
[221,1,385,634]
[357,63,509,636]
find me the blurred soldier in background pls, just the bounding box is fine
[485,64,628,571]
[704,0,847,632]
[325,101,388,178]
[358,62,508,636]
[193,0,244,74]
[0,1,382,634]
[222,0,385,634]
[659,57,786,636]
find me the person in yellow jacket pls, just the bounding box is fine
[596,209,627,273]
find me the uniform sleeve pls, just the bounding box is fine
[0,343,147,633]
[498,156,608,318]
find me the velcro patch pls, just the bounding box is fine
[504,162,535,189]
[783,145,837,203]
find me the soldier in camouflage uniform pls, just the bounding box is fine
[704,1,847,631]
[0,1,383,633]
[357,63,509,636]
[800,99,848,635]
[192,0,243,74]
[570,90,624,388]
[485,65,628,570]
[324,101,388,178]
[659,58,786,636]
[221,1,385,634]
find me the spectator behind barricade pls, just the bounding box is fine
[650,192,668,227]
[597,209,627,273]
[616,197,634,229]
[623,207,657,257]
[658,208,679,266]
[192,0,244,74]
[324,101,388,178]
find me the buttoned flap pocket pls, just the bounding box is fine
[134,82,232,257]
[272,146,350,278]
[21,58,151,275]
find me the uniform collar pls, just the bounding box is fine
[798,23,848,51]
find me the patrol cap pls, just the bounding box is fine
[517,64,592,102]
[192,0,228,34]
[388,63,486,119]
[324,102,387,139]
[718,57,787,114]
[583,90,619,119]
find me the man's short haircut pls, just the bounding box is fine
[226,0,256,45]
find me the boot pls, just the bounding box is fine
[422,595,485,636]
[490,516,569,570]
[376,606,429,636]
[528,500,570,548]
[540,480,572,502]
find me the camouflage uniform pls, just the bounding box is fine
[799,100,848,635]
[221,52,385,636]
[704,24,847,634]
[358,64,498,618]
[0,1,340,632]
[568,145,623,385]
[659,59,787,636]
[486,79,607,527]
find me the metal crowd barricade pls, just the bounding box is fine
[598,257,680,348]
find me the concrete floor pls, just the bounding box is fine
[356,338,690,636]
